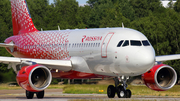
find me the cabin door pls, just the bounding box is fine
[101,32,114,58]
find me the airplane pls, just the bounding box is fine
[0,0,180,99]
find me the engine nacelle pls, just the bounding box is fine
[142,64,177,91]
[16,64,52,92]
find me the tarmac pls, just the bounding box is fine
[0,89,180,101]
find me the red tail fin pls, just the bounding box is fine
[11,0,38,35]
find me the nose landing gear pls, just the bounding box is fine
[107,76,131,98]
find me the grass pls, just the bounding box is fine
[1,83,180,97]
[63,84,180,97]
[63,84,108,94]
[0,83,21,90]
[127,85,180,97]
[47,84,65,89]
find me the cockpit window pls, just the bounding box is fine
[117,40,124,47]
[122,40,129,47]
[130,40,142,46]
[142,40,150,46]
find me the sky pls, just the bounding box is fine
[49,0,88,6]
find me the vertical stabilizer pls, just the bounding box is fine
[11,0,38,35]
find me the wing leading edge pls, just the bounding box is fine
[156,54,180,62]
[0,56,72,72]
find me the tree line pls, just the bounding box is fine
[0,0,180,82]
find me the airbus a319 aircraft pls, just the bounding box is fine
[1,0,180,99]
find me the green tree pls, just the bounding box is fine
[99,1,130,28]
[129,0,163,19]
[129,0,150,18]
[174,0,180,12]
[131,13,168,56]
[168,0,174,9]
[115,0,135,21]
[53,0,79,29]
[26,0,49,30]
[0,0,15,83]
[75,5,90,28]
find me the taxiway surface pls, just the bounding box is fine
[0,89,180,101]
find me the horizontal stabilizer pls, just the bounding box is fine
[0,43,14,47]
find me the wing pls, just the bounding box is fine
[0,56,72,72]
[156,54,180,62]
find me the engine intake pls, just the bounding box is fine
[16,64,52,92]
[142,64,177,91]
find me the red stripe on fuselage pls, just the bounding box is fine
[51,70,107,79]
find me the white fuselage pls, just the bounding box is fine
[64,28,155,76]
[6,27,155,77]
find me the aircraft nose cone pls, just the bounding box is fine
[134,48,155,71]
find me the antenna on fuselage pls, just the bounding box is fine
[58,26,60,31]
[122,22,124,28]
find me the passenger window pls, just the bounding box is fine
[91,43,93,47]
[96,43,98,47]
[131,40,142,46]
[85,43,87,47]
[77,43,79,47]
[142,40,150,46]
[117,40,124,47]
[122,40,129,47]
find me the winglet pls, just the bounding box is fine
[58,26,60,31]
[122,22,124,28]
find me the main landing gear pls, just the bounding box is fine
[107,76,131,98]
[26,90,44,99]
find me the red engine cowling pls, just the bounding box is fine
[16,64,52,92]
[142,64,177,91]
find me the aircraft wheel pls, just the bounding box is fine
[26,90,34,99]
[36,90,44,99]
[107,85,115,98]
[117,85,126,98]
[126,89,131,98]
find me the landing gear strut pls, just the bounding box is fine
[107,76,131,98]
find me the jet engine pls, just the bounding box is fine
[16,64,52,92]
[142,64,177,91]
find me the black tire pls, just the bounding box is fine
[126,89,131,98]
[36,90,44,99]
[107,85,115,98]
[117,85,126,98]
[26,90,34,99]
